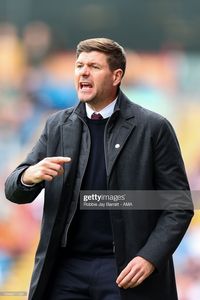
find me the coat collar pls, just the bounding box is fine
[71,89,136,121]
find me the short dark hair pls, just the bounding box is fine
[76,38,126,77]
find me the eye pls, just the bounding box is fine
[76,64,83,69]
[92,64,100,69]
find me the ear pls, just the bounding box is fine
[113,69,123,86]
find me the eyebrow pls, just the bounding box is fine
[75,61,102,67]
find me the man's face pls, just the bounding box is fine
[74,51,122,109]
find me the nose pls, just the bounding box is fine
[80,65,90,76]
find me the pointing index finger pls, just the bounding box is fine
[50,156,72,164]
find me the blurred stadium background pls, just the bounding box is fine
[0,0,200,299]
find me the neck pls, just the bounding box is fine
[86,89,118,112]
[87,98,115,112]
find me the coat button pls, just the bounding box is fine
[115,144,120,149]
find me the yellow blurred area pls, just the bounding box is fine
[0,26,26,86]
[192,211,200,225]
[177,104,200,173]
[0,237,38,300]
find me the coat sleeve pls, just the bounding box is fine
[4,121,48,204]
[137,117,194,271]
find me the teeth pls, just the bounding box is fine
[81,83,92,88]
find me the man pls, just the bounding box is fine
[5,38,193,300]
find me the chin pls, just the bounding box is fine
[79,95,94,103]
[78,90,96,101]
[79,98,91,103]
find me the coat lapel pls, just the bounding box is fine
[105,116,136,177]
[105,90,137,177]
[61,112,83,184]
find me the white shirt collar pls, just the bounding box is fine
[85,98,117,119]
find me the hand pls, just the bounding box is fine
[21,156,71,185]
[116,256,155,289]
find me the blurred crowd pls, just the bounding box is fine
[0,21,199,299]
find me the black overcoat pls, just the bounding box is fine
[5,90,193,300]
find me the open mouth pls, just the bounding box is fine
[80,82,93,90]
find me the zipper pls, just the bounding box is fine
[61,116,91,246]
[104,111,119,256]
[103,109,120,182]
[103,118,110,181]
